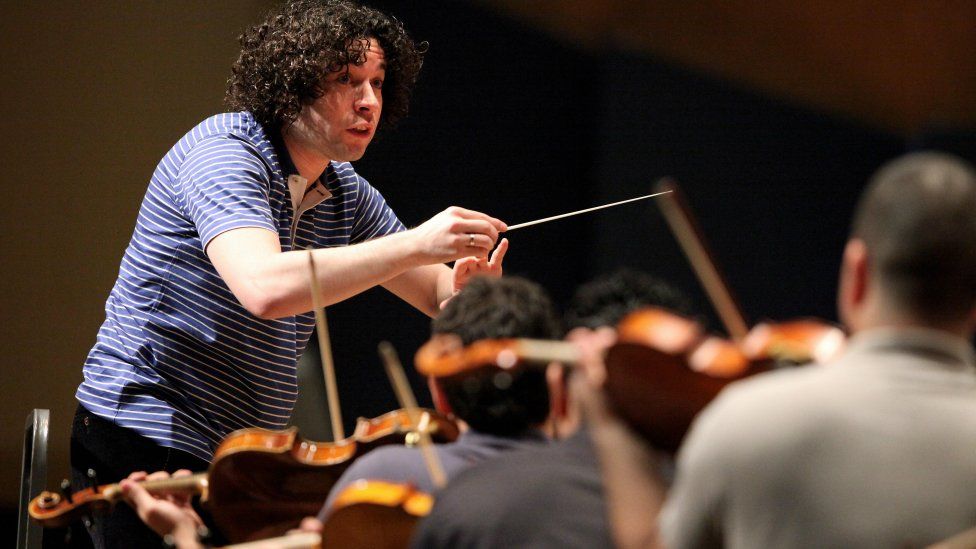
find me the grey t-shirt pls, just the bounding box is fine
[660,328,976,548]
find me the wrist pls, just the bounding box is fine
[394,228,428,269]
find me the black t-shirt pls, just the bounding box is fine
[411,429,612,548]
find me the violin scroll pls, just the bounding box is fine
[28,473,208,528]
[414,334,579,378]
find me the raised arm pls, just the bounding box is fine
[207,207,506,319]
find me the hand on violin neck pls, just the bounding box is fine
[569,361,617,431]
[119,470,203,548]
[565,326,616,388]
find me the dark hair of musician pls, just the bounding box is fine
[851,151,976,323]
[225,0,425,131]
[431,276,561,436]
[564,268,694,330]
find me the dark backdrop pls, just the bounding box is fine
[4,1,973,543]
[290,1,920,439]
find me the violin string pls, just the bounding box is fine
[378,341,448,490]
[308,250,345,441]
[505,190,673,232]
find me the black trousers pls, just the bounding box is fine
[70,404,210,549]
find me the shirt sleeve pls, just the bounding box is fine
[349,174,406,243]
[175,135,278,250]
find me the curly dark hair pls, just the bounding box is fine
[431,276,561,436]
[564,269,694,330]
[225,0,425,131]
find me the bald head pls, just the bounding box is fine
[850,152,976,325]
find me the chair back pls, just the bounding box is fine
[17,408,49,549]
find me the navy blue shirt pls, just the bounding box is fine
[410,429,613,548]
[77,112,404,461]
[320,429,549,520]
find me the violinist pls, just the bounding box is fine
[587,152,976,548]
[412,270,692,549]
[71,1,507,547]
[314,275,563,522]
[115,275,559,547]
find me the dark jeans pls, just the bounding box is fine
[70,404,210,549]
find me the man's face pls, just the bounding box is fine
[291,41,385,163]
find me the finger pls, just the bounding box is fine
[145,471,172,482]
[458,236,489,258]
[488,238,509,268]
[452,257,479,292]
[461,234,494,255]
[447,207,507,232]
[451,219,499,243]
[299,517,324,533]
[168,469,194,505]
[168,492,193,508]
[454,256,479,272]
[120,479,157,511]
[126,471,148,482]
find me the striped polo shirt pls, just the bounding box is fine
[77,112,404,461]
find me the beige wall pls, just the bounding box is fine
[0,1,274,509]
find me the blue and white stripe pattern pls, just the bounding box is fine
[77,112,404,461]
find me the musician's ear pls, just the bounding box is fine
[427,376,454,416]
[539,362,574,439]
[838,239,869,330]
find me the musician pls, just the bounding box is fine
[117,276,558,547]
[315,275,562,520]
[585,152,976,548]
[71,1,506,547]
[411,270,691,548]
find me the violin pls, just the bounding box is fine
[29,408,459,542]
[413,308,845,454]
[414,334,579,378]
[207,408,457,541]
[319,480,433,549]
[307,343,448,549]
[604,307,768,453]
[654,178,845,366]
[413,309,763,453]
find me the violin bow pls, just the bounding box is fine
[377,341,448,490]
[308,251,345,441]
[654,178,750,342]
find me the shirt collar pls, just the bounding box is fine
[270,127,300,178]
[271,129,341,212]
[456,427,549,447]
[843,327,976,369]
